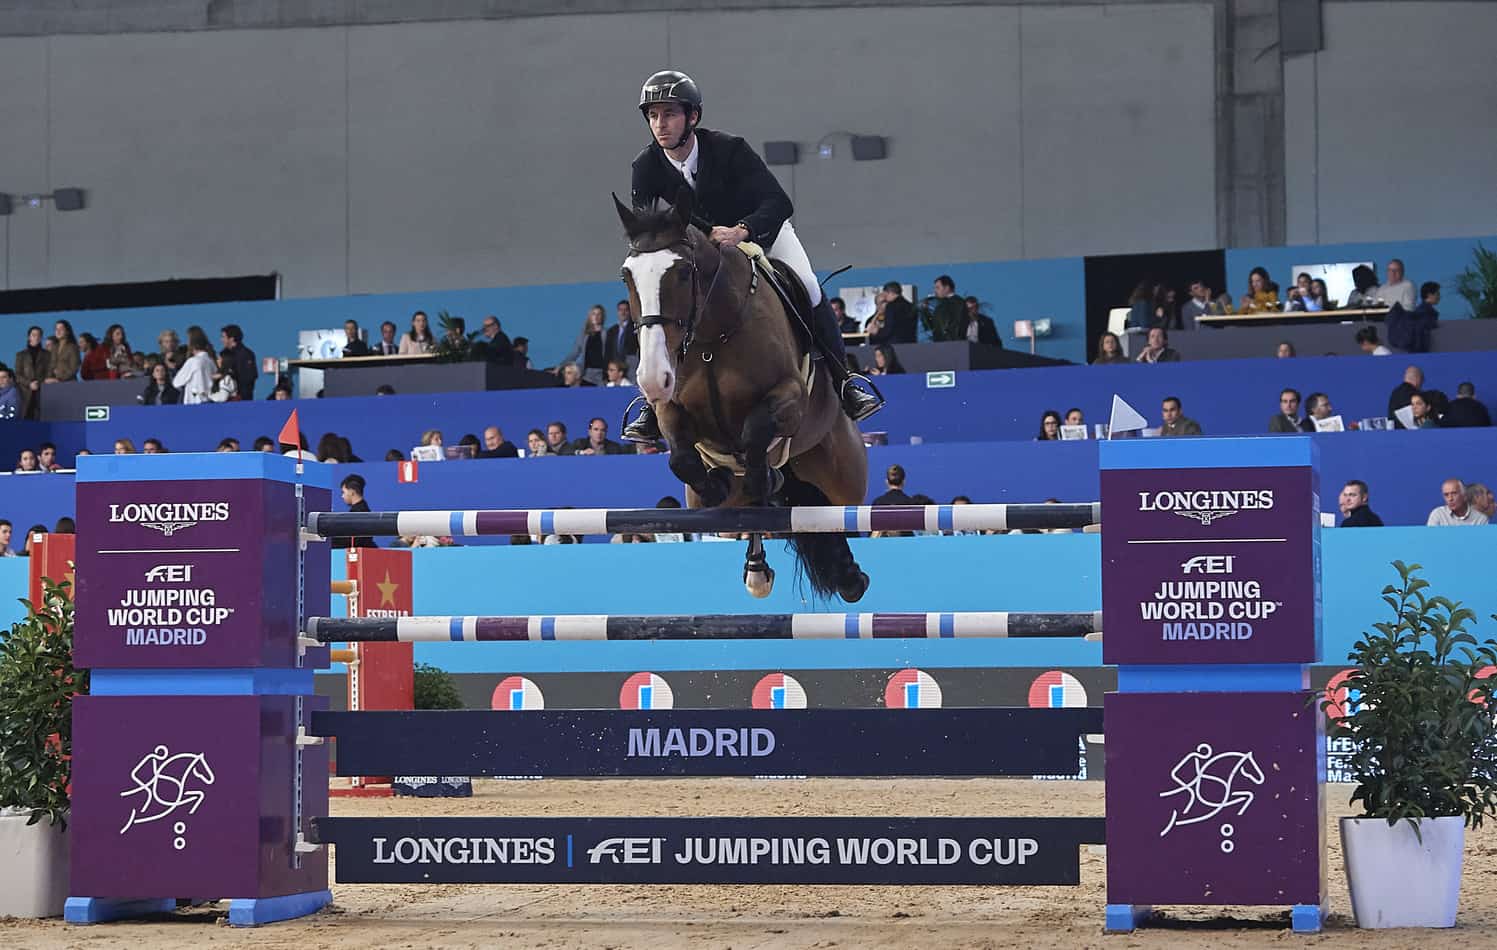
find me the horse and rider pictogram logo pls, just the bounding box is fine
[118,744,216,836]
[1158,742,1264,853]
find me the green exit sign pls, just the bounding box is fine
[925,371,956,389]
[85,406,110,422]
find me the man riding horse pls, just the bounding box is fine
[621,69,883,444]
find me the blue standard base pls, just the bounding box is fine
[1104,902,1325,934]
[1291,902,1327,933]
[65,896,179,924]
[228,889,334,926]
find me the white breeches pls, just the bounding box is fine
[768,221,822,308]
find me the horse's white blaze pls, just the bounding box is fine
[623,248,683,403]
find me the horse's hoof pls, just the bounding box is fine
[745,566,775,599]
[838,570,870,604]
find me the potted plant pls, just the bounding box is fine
[1453,242,1497,319]
[1325,561,1497,928]
[0,576,85,918]
[433,310,479,362]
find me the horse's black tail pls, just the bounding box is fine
[781,469,856,601]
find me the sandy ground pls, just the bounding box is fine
[6,779,1497,949]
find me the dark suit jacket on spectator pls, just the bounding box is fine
[871,488,913,506]
[604,321,637,366]
[478,441,520,459]
[1442,397,1492,428]
[1342,505,1384,527]
[12,346,48,420]
[223,343,258,400]
[343,339,371,358]
[50,340,80,381]
[474,332,514,365]
[869,298,918,344]
[961,313,1002,346]
[1268,414,1300,434]
[570,438,627,456]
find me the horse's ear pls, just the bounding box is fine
[672,186,694,229]
[612,193,638,232]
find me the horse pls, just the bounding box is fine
[615,188,870,603]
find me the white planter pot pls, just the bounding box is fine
[1341,816,1465,928]
[0,809,70,918]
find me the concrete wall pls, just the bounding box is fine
[1284,1,1497,245]
[0,5,1217,300]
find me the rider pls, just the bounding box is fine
[621,69,883,444]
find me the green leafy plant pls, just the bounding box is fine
[1454,242,1497,319]
[433,310,480,362]
[0,577,86,829]
[413,662,465,710]
[1323,562,1497,829]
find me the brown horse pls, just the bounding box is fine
[615,189,870,602]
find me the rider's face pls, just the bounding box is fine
[647,103,689,147]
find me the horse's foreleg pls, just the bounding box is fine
[739,401,779,507]
[743,532,775,598]
[659,402,732,507]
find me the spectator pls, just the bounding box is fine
[1376,258,1416,311]
[868,281,917,344]
[372,321,399,356]
[342,319,370,357]
[53,516,75,535]
[420,429,443,449]
[143,438,166,454]
[870,345,905,375]
[1126,281,1164,330]
[383,448,403,461]
[47,320,80,383]
[14,325,49,420]
[375,384,395,396]
[1310,278,1333,309]
[38,443,59,472]
[77,333,107,380]
[1064,408,1084,427]
[1238,267,1278,314]
[1276,341,1296,358]
[316,433,346,463]
[1443,382,1492,428]
[1092,332,1128,365]
[604,300,637,373]
[270,378,293,400]
[157,329,184,371]
[442,315,468,353]
[400,311,435,355]
[603,358,633,387]
[654,495,688,543]
[475,315,514,365]
[545,421,574,456]
[105,324,137,377]
[830,297,859,334]
[19,524,46,556]
[960,296,1001,345]
[218,324,258,399]
[1356,326,1392,356]
[14,448,40,473]
[253,436,275,452]
[1428,478,1488,526]
[140,363,180,406]
[512,336,532,369]
[525,428,549,457]
[216,438,239,452]
[559,362,590,387]
[559,306,608,384]
[1409,391,1439,428]
[332,474,375,550]
[113,438,136,454]
[573,417,626,456]
[1159,396,1202,436]
[871,464,912,506]
[479,426,519,459]
[208,352,239,403]
[1135,327,1181,364]
[1467,483,1495,522]
[173,333,215,404]
[1036,410,1062,441]
[920,275,966,340]
[0,519,13,557]
[456,433,481,458]
[1337,480,1383,527]
[1268,389,1302,433]
[1286,273,1325,312]
[1181,280,1227,325]
[1345,265,1379,308]
[1388,365,1423,427]
[1301,392,1335,432]
[0,366,18,419]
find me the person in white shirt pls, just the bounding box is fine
[1427,478,1490,526]
[172,338,215,404]
[603,359,633,388]
[1374,258,1417,311]
[1355,326,1392,355]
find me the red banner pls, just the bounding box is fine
[28,532,76,609]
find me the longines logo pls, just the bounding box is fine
[109,502,230,536]
[1137,490,1273,526]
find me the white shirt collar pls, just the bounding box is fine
[666,136,699,184]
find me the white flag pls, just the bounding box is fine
[1107,395,1149,438]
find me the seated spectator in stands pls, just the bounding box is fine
[1126,281,1164,330]
[1428,478,1488,526]
[269,377,293,400]
[1238,267,1279,313]
[456,433,481,458]
[1337,479,1383,527]
[105,325,137,377]
[0,520,12,557]
[253,436,275,452]
[871,464,912,507]
[419,430,443,450]
[960,297,1001,345]
[1286,273,1325,312]
[1181,280,1227,326]
[1310,278,1333,309]
[1092,332,1128,365]
[156,329,184,371]
[1467,482,1495,522]
[18,524,45,556]
[216,438,239,452]
[1159,396,1202,436]
[525,428,549,457]
[400,311,435,354]
[372,321,399,356]
[512,337,532,369]
[573,417,626,456]
[14,448,40,473]
[341,319,370,357]
[1268,388,1301,433]
[479,426,519,459]
[1036,410,1062,441]
[605,300,637,372]
[1388,365,1422,427]
[870,345,905,375]
[1276,341,1296,358]
[37,443,59,472]
[143,438,166,454]
[79,333,112,380]
[139,362,179,405]
[1300,392,1335,432]
[316,432,347,463]
[14,326,48,420]
[332,474,375,550]
[46,320,80,383]
[173,334,215,404]
[559,306,608,384]
[474,315,514,365]
[545,421,574,456]
[113,438,135,454]
[208,353,239,403]
[1343,265,1375,308]
[867,281,917,344]
[1376,258,1416,311]
[1356,326,1391,355]
[1135,327,1181,364]
[1443,382,1492,427]
[0,366,18,419]
[1409,391,1440,428]
[1065,408,1084,427]
[559,362,590,387]
[653,496,688,543]
[383,448,403,461]
[603,359,633,387]
[831,297,859,334]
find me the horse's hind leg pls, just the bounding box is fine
[785,419,871,602]
[743,532,774,598]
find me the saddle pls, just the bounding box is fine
[736,241,815,353]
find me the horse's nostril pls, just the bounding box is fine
[663,373,673,391]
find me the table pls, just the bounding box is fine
[1196,308,1389,329]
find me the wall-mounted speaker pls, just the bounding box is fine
[763,141,800,166]
[850,136,887,161]
[54,188,86,211]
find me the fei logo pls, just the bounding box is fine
[587,837,663,864]
[1180,555,1235,575]
[751,673,807,709]
[118,745,215,851]
[1158,742,1264,854]
[491,675,545,710]
[885,669,943,708]
[620,672,674,710]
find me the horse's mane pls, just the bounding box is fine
[624,204,700,253]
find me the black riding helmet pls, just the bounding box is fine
[639,70,702,149]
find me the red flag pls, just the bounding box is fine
[278,408,301,456]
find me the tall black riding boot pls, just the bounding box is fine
[621,395,662,444]
[811,299,884,422]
